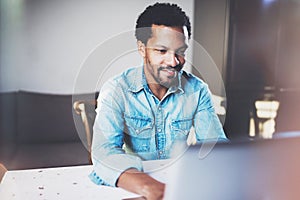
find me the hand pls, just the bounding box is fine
[117,168,165,200]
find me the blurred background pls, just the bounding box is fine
[1,0,300,169]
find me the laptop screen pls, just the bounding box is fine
[164,137,300,200]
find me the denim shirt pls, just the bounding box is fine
[90,66,227,186]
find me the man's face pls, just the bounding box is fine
[139,25,189,88]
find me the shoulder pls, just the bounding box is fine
[181,70,208,92]
[98,67,140,103]
[102,67,140,89]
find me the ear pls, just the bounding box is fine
[137,40,146,57]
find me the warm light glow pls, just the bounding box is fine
[249,115,256,137]
[255,100,280,138]
[255,100,280,118]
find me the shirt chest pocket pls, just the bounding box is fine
[124,115,154,152]
[124,115,153,138]
[170,118,193,140]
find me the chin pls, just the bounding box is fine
[160,80,176,88]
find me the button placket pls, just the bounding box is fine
[155,104,166,159]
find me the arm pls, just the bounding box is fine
[194,84,228,141]
[117,168,165,200]
[91,80,143,186]
[91,79,165,199]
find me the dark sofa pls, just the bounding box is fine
[0,91,96,170]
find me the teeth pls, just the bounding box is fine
[166,69,175,72]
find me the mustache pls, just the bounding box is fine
[158,64,183,72]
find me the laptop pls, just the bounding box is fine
[163,136,300,200]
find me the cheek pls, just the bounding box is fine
[178,56,185,66]
[149,56,164,68]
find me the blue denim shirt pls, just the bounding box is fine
[90,66,227,186]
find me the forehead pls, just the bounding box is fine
[147,25,188,48]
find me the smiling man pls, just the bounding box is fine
[139,24,188,99]
[90,3,227,200]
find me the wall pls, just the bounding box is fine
[0,0,194,94]
[192,0,229,96]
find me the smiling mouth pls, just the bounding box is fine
[162,68,176,77]
[159,66,180,78]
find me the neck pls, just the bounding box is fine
[148,83,168,101]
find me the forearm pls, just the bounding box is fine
[117,168,165,200]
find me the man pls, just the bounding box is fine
[90,3,227,199]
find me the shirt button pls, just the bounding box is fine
[159,151,163,155]
[158,128,162,132]
[158,107,162,111]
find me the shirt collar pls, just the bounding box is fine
[128,66,184,94]
[128,66,144,93]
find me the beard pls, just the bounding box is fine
[156,64,183,88]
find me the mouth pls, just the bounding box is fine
[159,66,181,78]
[161,68,177,77]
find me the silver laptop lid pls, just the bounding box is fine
[164,137,300,200]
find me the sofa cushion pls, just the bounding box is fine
[0,91,97,170]
[16,91,80,144]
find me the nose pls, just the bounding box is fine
[165,51,180,67]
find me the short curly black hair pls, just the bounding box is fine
[135,2,191,44]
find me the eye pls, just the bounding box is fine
[155,49,167,54]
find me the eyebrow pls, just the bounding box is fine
[153,44,188,50]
